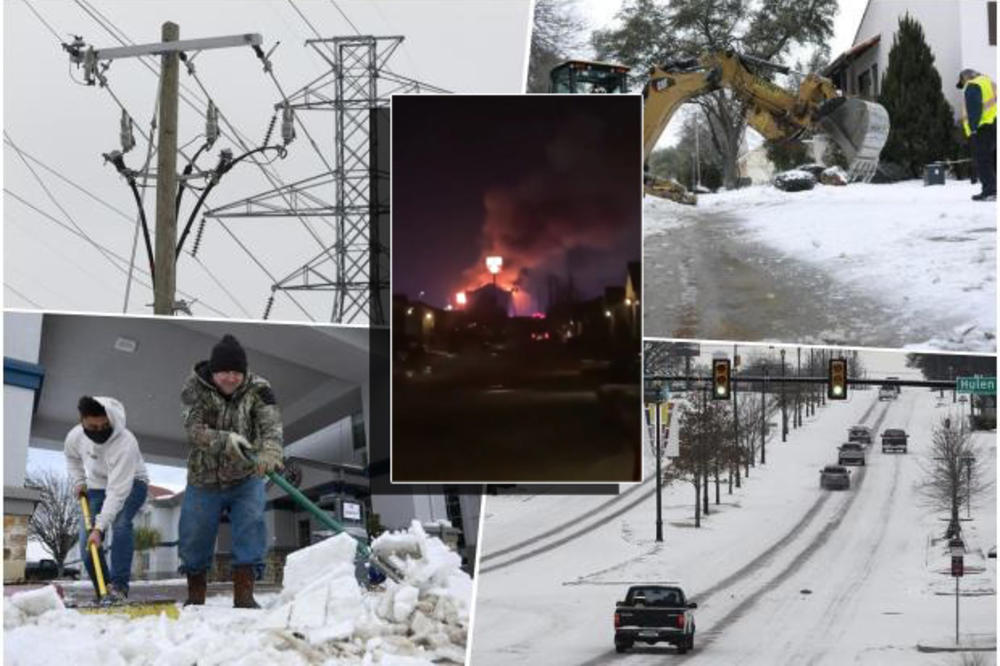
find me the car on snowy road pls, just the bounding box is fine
[848,425,873,446]
[614,584,696,654]
[819,465,851,489]
[837,442,867,466]
[881,428,908,453]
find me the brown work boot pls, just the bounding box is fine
[232,565,260,609]
[184,571,207,606]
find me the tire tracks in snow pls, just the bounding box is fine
[685,397,897,657]
[792,393,916,666]
[480,480,657,574]
[574,397,890,666]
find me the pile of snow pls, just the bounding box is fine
[4,522,472,665]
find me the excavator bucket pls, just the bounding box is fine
[816,98,890,183]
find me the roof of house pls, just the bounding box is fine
[824,34,881,77]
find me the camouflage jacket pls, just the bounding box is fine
[180,361,284,488]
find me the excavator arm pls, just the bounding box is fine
[643,51,889,183]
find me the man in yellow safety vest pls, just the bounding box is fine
[957,68,996,201]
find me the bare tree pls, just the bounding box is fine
[671,387,729,526]
[25,470,80,576]
[528,0,590,93]
[919,418,992,538]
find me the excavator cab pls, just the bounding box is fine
[549,61,631,94]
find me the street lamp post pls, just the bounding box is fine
[780,348,787,442]
[761,366,768,465]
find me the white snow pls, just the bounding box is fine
[645,179,996,351]
[4,524,472,665]
[471,388,997,664]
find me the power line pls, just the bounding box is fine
[20,0,65,44]
[329,0,362,35]
[1,136,135,224]
[216,220,316,322]
[5,283,45,310]
[4,188,229,318]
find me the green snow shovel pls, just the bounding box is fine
[257,458,407,585]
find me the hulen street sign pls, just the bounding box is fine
[955,376,996,395]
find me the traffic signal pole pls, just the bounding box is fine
[655,402,663,542]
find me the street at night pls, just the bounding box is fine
[391,95,642,482]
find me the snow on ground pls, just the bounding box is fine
[695,180,996,351]
[644,179,995,350]
[4,522,471,665]
[471,388,996,665]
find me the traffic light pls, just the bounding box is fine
[828,358,848,400]
[712,359,731,400]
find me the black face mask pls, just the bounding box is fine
[84,427,113,444]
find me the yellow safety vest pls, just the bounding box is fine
[961,75,996,136]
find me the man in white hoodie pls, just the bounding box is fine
[65,396,149,601]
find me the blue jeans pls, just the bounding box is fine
[79,480,148,593]
[178,477,266,576]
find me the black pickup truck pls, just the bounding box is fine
[24,559,79,581]
[614,584,697,654]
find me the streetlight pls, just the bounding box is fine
[486,256,503,287]
[780,348,787,442]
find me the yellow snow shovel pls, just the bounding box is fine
[73,493,179,620]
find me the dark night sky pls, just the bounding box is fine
[392,94,642,312]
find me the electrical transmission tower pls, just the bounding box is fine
[206,35,444,325]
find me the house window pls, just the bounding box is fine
[858,69,872,98]
[871,64,879,96]
[351,412,366,451]
[990,2,997,46]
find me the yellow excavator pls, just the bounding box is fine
[550,51,890,204]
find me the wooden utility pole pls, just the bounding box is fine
[153,22,180,315]
[71,28,262,315]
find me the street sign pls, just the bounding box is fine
[955,376,996,395]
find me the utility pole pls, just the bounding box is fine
[154,22,180,315]
[70,29,263,316]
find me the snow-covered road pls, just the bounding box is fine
[470,389,996,665]
[643,180,996,352]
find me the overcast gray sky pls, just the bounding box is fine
[4,0,531,323]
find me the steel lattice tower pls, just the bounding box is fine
[205,36,443,324]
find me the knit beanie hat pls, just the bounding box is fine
[209,334,248,374]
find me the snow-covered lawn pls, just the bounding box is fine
[5,522,471,665]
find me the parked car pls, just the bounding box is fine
[24,559,79,581]
[819,465,851,490]
[838,442,867,466]
[614,585,697,654]
[881,428,908,453]
[847,425,873,446]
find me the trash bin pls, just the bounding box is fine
[924,162,946,185]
